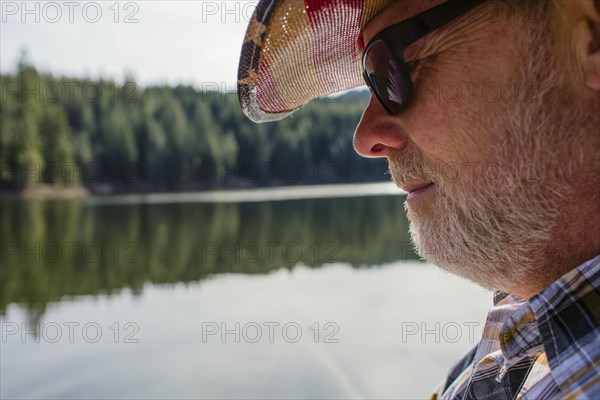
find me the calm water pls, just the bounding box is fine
[0,185,491,399]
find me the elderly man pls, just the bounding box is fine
[237,0,600,398]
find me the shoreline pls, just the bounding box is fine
[87,182,405,206]
[0,185,90,200]
[1,181,405,202]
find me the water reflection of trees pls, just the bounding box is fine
[0,195,419,317]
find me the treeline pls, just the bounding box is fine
[0,61,388,192]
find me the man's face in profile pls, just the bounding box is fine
[354,1,600,297]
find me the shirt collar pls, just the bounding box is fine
[497,255,600,383]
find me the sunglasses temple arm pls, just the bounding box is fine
[420,0,487,31]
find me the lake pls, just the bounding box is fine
[0,184,492,399]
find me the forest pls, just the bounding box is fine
[1,61,389,193]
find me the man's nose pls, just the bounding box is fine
[353,96,408,158]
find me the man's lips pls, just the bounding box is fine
[401,182,434,193]
[403,182,435,203]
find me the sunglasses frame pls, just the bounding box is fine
[362,0,487,115]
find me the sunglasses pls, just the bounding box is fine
[362,0,487,115]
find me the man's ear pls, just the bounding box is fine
[574,0,600,90]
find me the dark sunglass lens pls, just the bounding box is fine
[364,40,407,113]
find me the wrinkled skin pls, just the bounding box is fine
[354,0,600,299]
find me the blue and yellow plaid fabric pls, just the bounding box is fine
[432,255,600,400]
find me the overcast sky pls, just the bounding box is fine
[0,1,256,89]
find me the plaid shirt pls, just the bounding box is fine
[431,255,600,400]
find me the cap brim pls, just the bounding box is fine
[237,0,394,122]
